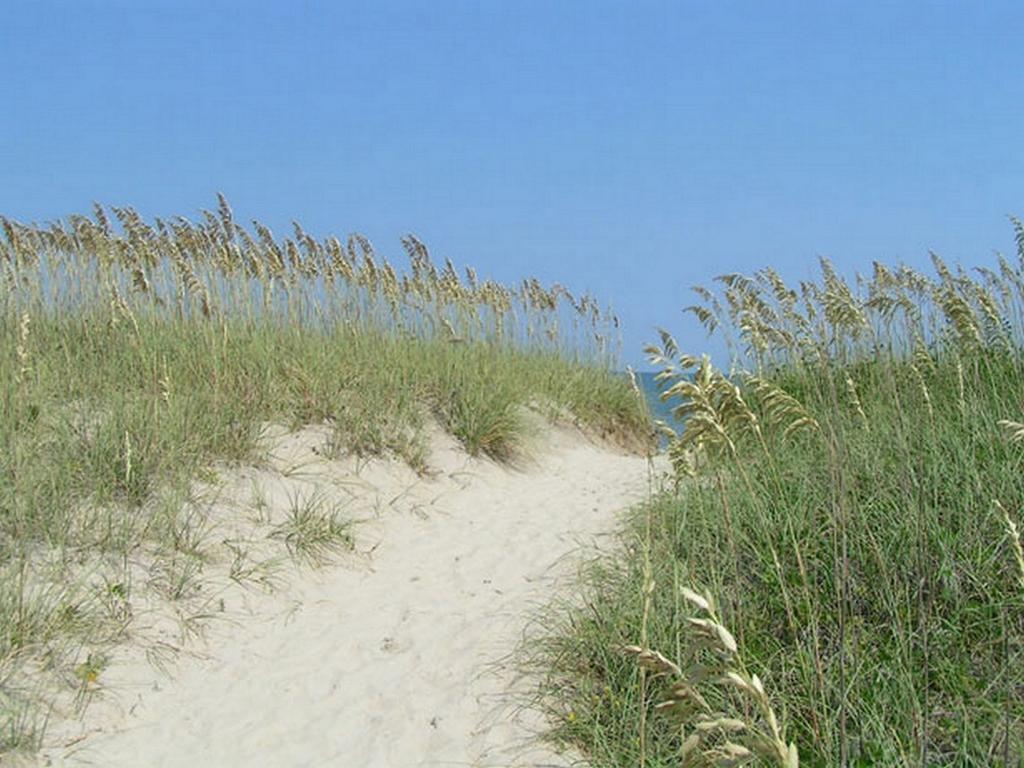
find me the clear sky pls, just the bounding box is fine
[3,1,1023,366]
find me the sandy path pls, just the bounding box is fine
[41,423,655,767]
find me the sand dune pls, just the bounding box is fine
[38,421,658,767]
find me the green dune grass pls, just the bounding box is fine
[0,200,649,754]
[530,241,1024,766]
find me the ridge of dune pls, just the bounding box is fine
[35,419,660,768]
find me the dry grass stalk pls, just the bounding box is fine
[993,500,1024,589]
[15,311,30,381]
[0,197,623,363]
[621,586,798,767]
[844,376,870,430]
[999,419,1024,444]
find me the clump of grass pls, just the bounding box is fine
[995,499,1024,590]
[621,585,798,767]
[0,198,650,756]
[270,492,353,567]
[533,227,1024,765]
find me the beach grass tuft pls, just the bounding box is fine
[0,199,649,755]
[530,233,1024,765]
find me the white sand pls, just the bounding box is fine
[39,420,658,767]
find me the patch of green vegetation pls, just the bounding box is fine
[532,246,1024,765]
[0,199,649,756]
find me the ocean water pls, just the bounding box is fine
[635,370,682,440]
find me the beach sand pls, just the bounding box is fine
[37,418,658,767]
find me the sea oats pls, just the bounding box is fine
[994,499,1024,588]
[999,419,1024,444]
[621,585,797,767]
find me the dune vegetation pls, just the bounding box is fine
[0,197,649,754]
[532,230,1024,765]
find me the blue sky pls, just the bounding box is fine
[3,1,1023,366]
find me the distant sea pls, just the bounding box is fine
[635,370,681,443]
